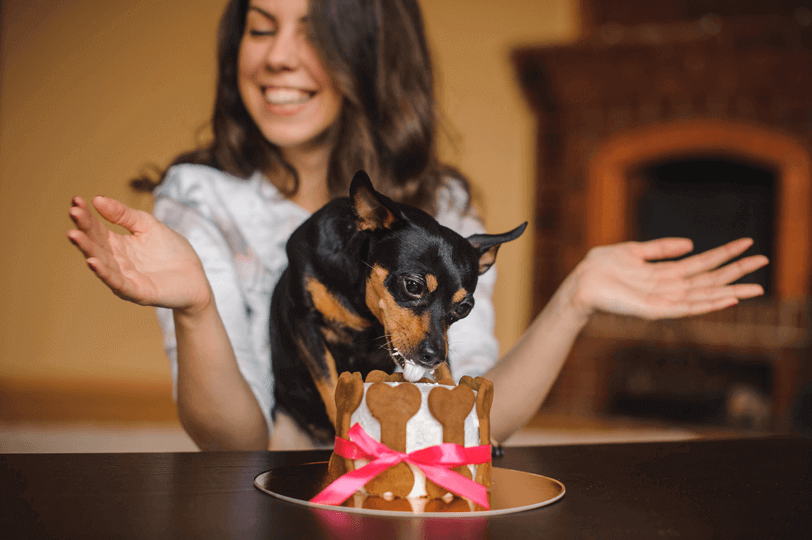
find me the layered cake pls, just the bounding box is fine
[321,364,493,510]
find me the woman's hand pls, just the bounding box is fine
[567,237,769,321]
[67,196,212,314]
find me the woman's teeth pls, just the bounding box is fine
[264,88,312,106]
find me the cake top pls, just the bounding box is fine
[362,362,456,386]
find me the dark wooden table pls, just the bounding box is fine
[2,437,810,539]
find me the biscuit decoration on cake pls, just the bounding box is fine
[364,370,388,384]
[365,382,422,497]
[460,375,494,488]
[328,371,364,481]
[425,384,476,498]
[433,362,455,386]
[365,369,434,384]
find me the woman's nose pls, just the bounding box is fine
[265,31,301,71]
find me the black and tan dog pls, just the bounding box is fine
[270,170,525,444]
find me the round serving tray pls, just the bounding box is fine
[254,461,564,517]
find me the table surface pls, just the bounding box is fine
[2,436,810,539]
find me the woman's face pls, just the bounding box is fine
[238,0,343,154]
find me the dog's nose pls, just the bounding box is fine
[419,341,444,366]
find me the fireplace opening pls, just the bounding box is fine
[632,156,776,295]
[608,346,774,429]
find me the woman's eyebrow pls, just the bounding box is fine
[246,6,308,25]
[247,5,275,21]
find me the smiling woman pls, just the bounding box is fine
[237,0,343,187]
[2,0,584,450]
[66,0,498,451]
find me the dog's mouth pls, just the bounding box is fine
[391,347,429,382]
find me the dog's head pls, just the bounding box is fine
[350,170,526,380]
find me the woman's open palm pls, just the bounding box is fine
[570,237,769,320]
[68,196,211,313]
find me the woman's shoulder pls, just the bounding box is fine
[155,164,253,203]
[154,164,291,215]
[434,175,485,237]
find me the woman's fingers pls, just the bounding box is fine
[68,194,210,310]
[69,196,108,247]
[634,237,695,261]
[660,282,763,305]
[684,253,769,289]
[86,256,125,294]
[92,196,153,234]
[66,228,100,261]
[656,296,741,319]
[657,238,757,279]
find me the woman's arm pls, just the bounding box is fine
[68,195,269,450]
[485,237,769,442]
[172,297,269,450]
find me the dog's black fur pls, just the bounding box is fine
[270,171,526,443]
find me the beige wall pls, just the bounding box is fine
[0,1,577,405]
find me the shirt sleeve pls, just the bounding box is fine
[152,167,274,430]
[434,179,501,380]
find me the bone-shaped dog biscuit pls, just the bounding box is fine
[473,377,493,488]
[459,375,494,487]
[433,362,455,386]
[425,384,476,498]
[365,382,421,497]
[328,371,365,481]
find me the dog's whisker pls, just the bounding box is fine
[358,258,375,271]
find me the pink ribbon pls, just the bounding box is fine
[310,423,491,509]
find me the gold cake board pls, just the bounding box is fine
[254,462,564,517]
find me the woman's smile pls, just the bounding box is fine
[263,86,315,107]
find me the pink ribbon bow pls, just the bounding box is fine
[310,423,492,509]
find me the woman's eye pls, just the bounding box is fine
[244,12,278,37]
[248,28,276,37]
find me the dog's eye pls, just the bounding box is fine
[453,301,473,320]
[399,276,425,299]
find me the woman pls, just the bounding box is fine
[67,0,768,450]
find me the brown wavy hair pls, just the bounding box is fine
[131,0,468,214]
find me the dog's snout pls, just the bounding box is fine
[419,341,444,367]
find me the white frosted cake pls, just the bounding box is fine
[323,365,493,509]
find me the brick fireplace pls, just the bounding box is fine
[514,1,812,430]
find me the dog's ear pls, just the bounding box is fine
[467,222,527,275]
[350,170,399,231]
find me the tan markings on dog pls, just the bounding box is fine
[353,191,396,230]
[306,276,371,331]
[477,247,499,274]
[320,325,355,346]
[425,274,438,293]
[319,326,340,344]
[452,288,468,304]
[294,335,339,428]
[365,265,431,358]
